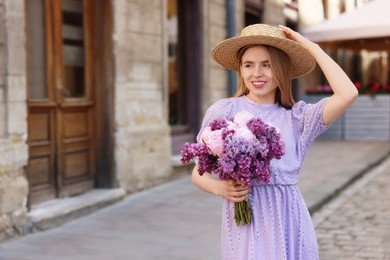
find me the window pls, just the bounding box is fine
[245,0,264,26]
[167,0,187,127]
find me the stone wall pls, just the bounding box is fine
[201,0,244,117]
[0,1,5,139]
[112,0,172,193]
[0,0,29,241]
[263,0,284,25]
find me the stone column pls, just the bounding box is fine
[201,0,243,118]
[112,0,172,193]
[0,0,29,241]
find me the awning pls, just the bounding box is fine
[302,0,390,51]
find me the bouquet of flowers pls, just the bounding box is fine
[181,111,285,225]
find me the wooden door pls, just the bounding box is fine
[27,0,96,204]
[168,0,201,154]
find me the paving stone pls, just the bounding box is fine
[313,156,390,260]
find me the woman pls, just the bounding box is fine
[191,24,358,259]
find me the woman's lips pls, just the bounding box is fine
[252,81,266,88]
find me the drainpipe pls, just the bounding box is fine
[227,0,237,96]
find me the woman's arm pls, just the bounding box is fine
[279,25,358,125]
[191,165,249,203]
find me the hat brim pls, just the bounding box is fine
[212,35,317,78]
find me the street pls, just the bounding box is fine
[0,141,389,259]
[313,156,390,260]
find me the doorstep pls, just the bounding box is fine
[27,188,126,232]
[27,156,193,233]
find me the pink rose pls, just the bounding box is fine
[201,127,224,157]
[233,111,255,127]
[235,127,256,144]
[227,121,239,131]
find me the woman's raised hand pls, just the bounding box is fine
[278,25,317,51]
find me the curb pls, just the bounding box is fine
[308,148,390,215]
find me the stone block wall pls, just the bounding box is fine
[263,0,284,26]
[201,0,244,117]
[203,0,228,112]
[0,0,29,241]
[0,2,5,138]
[112,0,172,193]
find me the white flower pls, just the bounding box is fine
[201,127,224,157]
[233,111,255,127]
[234,127,256,144]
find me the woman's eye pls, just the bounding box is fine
[263,63,271,68]
[244,64,253,68]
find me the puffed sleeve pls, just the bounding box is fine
[292,98,331,149]
[196,98,232,143]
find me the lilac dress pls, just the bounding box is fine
[197,95,330,260]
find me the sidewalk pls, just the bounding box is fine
[0,141,389,260]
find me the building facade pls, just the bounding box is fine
[1,0,368,241]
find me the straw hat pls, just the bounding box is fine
[212,24,316,78]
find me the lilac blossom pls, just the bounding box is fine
[209,119,228,131]
[180,111,285,225]
[181,142,218,175]
[181,113,285,185]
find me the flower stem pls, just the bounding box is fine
[234,198,252,226]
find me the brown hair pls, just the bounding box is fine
[233,44,295,109]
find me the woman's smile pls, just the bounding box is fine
[252,81,266,89]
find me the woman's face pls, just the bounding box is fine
[240,45,278,104]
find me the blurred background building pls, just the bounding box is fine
[0,0,387,241]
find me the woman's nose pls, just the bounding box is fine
[253,65,263,77]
